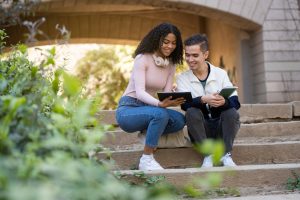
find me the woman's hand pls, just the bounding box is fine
[158,96,186,108]
[202,93,225,107]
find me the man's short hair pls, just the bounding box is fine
[184,34,209,53]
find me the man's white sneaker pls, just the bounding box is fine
[201,155,213,168]
[138,154,164,171]
[221,152,237,167]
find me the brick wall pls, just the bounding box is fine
[255,0,300,102]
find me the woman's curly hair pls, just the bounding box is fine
[133,23,183,65]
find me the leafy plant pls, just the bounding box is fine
[132,171,166,186]
[194,139,225,166]
[0,31,176,200]
[209,187,240,197]
[181,139,225,198]
[286,171,300,191]
[115,170,179,199]
[75,45,135,109]
[0,29,8,53]
[183,172,223,198]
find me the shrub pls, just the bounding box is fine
[0,30,175,200]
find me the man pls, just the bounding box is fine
[176,34,240,167]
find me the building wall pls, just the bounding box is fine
[205,18,243,101]
[260,0,300,103]
[166,0,300,103]
[4,0,300,103]
[5,11,203,46]
[249,0,300,103]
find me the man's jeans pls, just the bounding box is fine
[186,107,240,153]
[116,96,185,148]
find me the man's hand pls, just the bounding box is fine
[202,93,225,107]
[158,96,186,107]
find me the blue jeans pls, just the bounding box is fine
[116,96,186,148]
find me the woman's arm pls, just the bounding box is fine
[133,56,160,106]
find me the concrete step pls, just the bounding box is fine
[212,193,300,200]
[96,103,298,125]
[117,163,300,189]
[234,136,300,144]
[97,141,300,170]
[101,121,300,149]
[214,187,300,200]
[95,102,300,198]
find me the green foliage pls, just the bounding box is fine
[75,45,135,109]
[0,29,8,54]
[194,139,225,166]
[286,171,300,191]
[183,139,225,198]
[117,171,177,199]
[175,62,188,75]
[132,171,166,187]
[0,37,175,200]
[196,187,241,198]
[212,187,240,197]
[183,173,223,198]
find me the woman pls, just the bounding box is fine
[116,23,186,171]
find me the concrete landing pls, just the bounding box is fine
[212,193,300,200]
[117,163,300,189]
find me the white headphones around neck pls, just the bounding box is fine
[152,54,169,68]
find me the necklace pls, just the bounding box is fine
[152,54,169,68]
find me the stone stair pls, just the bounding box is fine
[96,101,300,198]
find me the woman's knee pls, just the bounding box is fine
[172,111,185,129]
[152,108,170,122]
[115,108,145,132]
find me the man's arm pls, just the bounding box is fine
[220,73,240,110]
[176,75,206,111]
[227,96,240,110]
[181,96,205,111]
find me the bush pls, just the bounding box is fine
[75,45,134,110]
[0,30,175,200]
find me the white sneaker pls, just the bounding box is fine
[221,152,237,167]
[138,154,164,171]
[201,155,213,168]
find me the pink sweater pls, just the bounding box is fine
[122,54,176,106]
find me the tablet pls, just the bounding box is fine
[218,86,238,98]
[157,92,193,102]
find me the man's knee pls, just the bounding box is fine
[221,108,240,121]
[185,107,205,125]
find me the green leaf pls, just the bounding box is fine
[48,46,56,57]
[62,72,81,96]
[17,44,28,54]
[72,100,90,128]
[0,75,7,92]
[31,66,38,78]
[45,57,55,66]
[53,103,65,115]
[195,139,225,165]
[52,69,62,94]
[52,76,59,94]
